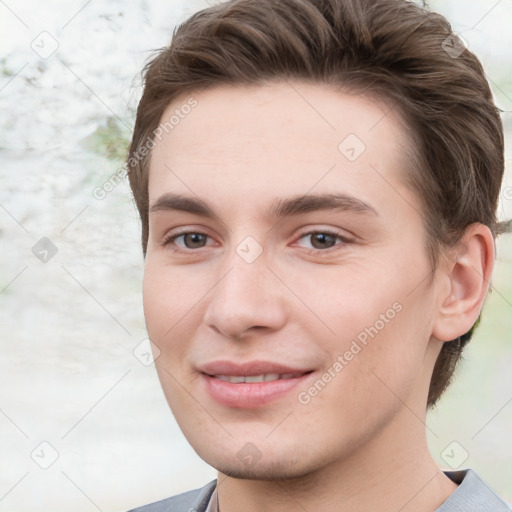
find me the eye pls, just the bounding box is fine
[161,228,351,255]
[295,229,351,253]
[161,231,213,253]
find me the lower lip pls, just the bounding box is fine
[202,373,312,408]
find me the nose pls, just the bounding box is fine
[202,250,287,341]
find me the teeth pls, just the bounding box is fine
[217,375,245,383]
[215,373,299,383]
[245,375,266,383]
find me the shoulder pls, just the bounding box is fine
[437,469,512,511]
[127,480,217,512]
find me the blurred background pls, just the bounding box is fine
[0,0,510,510]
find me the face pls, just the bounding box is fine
[143,81,445,480]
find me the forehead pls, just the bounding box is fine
[148,81,415,217]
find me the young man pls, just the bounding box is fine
[126,0,511,510]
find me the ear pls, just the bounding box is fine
[432,223,495,342]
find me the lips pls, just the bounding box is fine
[215,373,304,383]
[198,360,314,408]
[199,360,312,377]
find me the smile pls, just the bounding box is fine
[198,361,315,408]
[214,373,305,383]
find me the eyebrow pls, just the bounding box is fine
[148,192,378,219]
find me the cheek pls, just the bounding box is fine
[143,257,201,320]
[142,268,167,339]
[142,262,197,351]
[142,265,201,408]
[300,262,432,398]
[290,262,399,344]
[339,294,433,409]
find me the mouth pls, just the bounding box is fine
[213,372,306,383]
[198,361,315,408]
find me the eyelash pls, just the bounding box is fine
[161,229,351,256]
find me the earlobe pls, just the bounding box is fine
[432,223,495,342]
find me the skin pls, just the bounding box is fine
[143,81,494,512]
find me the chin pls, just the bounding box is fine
[198,448,319,481]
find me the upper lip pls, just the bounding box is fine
[198,360,313,377]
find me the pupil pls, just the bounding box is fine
[186,233,205,248]
[313,233,333,249]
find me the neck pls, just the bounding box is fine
[216,409,458,512]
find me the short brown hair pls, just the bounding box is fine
[127,0,507,408]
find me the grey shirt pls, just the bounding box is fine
[128,469,511,512]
